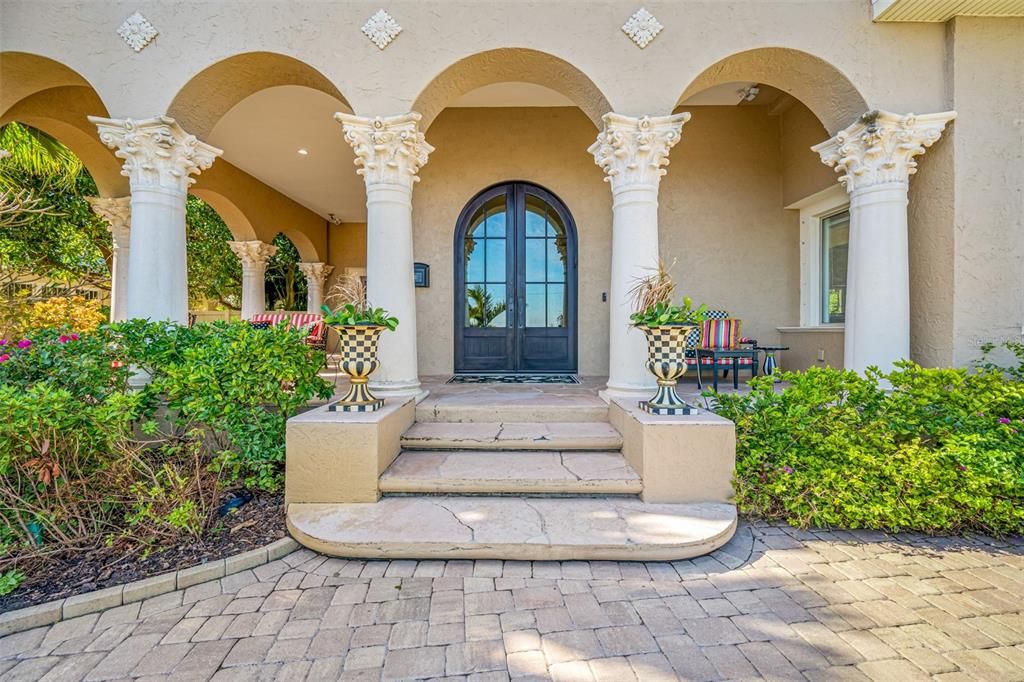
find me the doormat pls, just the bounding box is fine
[447,374,581,385]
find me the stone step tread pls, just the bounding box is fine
[287,497,737,561]
[379,450,642,495]
[400,421,623,451]
[416,388,609,423]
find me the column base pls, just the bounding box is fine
[599,383,656,405]
[370,381,430,404]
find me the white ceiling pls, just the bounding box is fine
[209,85,366,223]
[207,81,762,225]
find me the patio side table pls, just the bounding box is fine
[757,345,789,376]
[695,348,760,391]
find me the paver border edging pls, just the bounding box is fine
[0,536,300,638]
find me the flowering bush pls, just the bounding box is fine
[1,295,106,340]
[712,355,1024,535]
[0,320,332,561]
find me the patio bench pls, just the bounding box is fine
[249,312,327,350]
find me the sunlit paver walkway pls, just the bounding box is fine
[2,522,1023,681]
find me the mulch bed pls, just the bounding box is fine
[0,493,287,614]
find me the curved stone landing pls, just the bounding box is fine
[287,497,737,561]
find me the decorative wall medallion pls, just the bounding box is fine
[622,8,663,49]
[362,9,402,50]
[117,11,158,52]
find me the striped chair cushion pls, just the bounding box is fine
[700,318,742,350]
[685,310,727,348]
[249,312,326,345]
[685,356,755,366]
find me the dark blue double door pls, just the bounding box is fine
[454,182,578,373]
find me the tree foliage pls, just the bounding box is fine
[265,233,307,311]
[185,196,241,309]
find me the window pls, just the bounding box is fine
[820,210,849,324]
[793,184,849,328]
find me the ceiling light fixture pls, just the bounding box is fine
[297,148,309,155]
[738,85,760,102]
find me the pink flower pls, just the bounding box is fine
[999,417,1012,425]
[782,465,794,475]
[58,335,69,343]
[70,334,79,341]
[0,354,9,363]
[16,339,31,349]
[0,340,6,346]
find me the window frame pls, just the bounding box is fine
[794,184,850,329]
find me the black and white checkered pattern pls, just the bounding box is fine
[335,325,385,412]
[684,310,728,348]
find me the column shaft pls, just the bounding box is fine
[366,184,418,391]
[845,184,911,372]
[126,187,189,322]
[608,186,661,392]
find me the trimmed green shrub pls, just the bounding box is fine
[712,358,1024,535]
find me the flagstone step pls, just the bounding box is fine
[416,391,609,423]
[379,450,642,495]
[400,422,623,451]
[287,497,737,561]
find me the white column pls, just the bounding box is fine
[589,112,691,398]
[90,116,221,323]
[229,240,277,319]
[336,112,433,399]
[298,262,334,313]
[813,110,956,374]
[86,196,131,321]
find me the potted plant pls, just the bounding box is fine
[321,276,398,412]
[629,260,707,414]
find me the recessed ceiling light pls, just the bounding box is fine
[297,148,309,155]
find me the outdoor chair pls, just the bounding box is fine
[248,312,328,350]
[683,311,759,391]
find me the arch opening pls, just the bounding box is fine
[412,48,612,132]
[676,47,868,135]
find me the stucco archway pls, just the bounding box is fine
[412,48,612,131]
[188,188,259,243]
[677,48,868,135]
[0,52,127,196]
[166,52,352,140]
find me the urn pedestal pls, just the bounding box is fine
[639,324,695,415]
[331,325,385,412]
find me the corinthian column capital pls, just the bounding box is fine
[87,196,132,246]
[88,115,222,194]
[229,240,277,267]
[334,112,433,189]
[588,112,691,192]
[298,262,334,284]
[812,110,956,194]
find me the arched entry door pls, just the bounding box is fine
[454,182,578,373]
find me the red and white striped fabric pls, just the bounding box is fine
[249,312,325,346]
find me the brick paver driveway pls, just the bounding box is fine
[2,522,1023,681]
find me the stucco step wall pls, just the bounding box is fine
[379,450,642,495]
[415,400,609,423]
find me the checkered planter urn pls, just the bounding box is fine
[333,325,385,412]
[639,324,695,415]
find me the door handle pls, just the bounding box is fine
[507,299,514,328]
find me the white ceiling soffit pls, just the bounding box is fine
[208,85,367,223]
[679,82,758,106]
[873,0,1024,21]
[450,82,577,108]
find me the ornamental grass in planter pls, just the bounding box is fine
[321,275,399,412]
[628,260,707,415]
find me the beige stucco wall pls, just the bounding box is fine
[661,105,799,349]
[780,103,836,209]
[413,107,610,376]
[947,17,1024,368]
[778,329,846,372]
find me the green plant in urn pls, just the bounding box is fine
[629,260,707,415]
[321,275,399,412]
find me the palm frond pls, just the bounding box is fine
[0,122,84,192]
